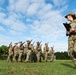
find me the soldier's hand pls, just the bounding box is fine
[70,28,75,32]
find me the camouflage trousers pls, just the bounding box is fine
[68,35,76,67]
[25,50,31,62]
[44,52,48,62]
[30,51,37,62]
[50,53,54,62]
[7,52,13,62]
[13,52,19,62]
[24,49,27,60]
[36,51,42,62]
[18,50,23,62]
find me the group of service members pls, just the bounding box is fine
[7,40,55,63]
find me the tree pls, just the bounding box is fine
[55,51,70,60]
[0,46,1,53]
[0,45,8,55]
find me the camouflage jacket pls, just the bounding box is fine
[44,46,49,52]
[69,19,76,40]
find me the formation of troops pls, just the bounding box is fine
[7,39,55,63]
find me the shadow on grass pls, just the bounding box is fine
[61,63,76,69]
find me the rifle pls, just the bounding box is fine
[20,42,25,47]
[9,42,12,46]
[30,39,33,43]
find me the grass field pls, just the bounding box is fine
[0,60,76,75]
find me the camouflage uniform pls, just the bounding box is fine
[24,44,28,60]
[7,42,13,62]
[30,43,37,62]
[36,42,42,62]
[13,43,19,62]
[50,47,54,62]
[68,20,76,66]
[25,40,32,62]
[43,43,49,62]
[65,12,76,67]
[18,42,24,62]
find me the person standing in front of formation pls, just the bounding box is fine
[64,12,76,67]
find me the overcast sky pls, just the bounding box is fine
[0,0,76,52]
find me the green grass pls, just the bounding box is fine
[0,60,76,75]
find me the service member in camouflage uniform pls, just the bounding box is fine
[18,41,24,62]
[25,40,32,62]
[50,47,54,62]
[36,41,42,62]
[65,12,76,67]
[13,43,19,62]
[30,42,37,62]
[7,42,13,62]
[23,44,28,60]
[43,43,49,62]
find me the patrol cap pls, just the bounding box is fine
[27,40,30,42]
[45,43,48,45]
[36,41,40,44]
[15,42,18,44]
[65,12,75,18]
[19,41,22,43]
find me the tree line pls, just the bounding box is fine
[0,45,70,60]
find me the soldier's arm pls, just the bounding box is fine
[70,22,76,32]
[30,39,33,43]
